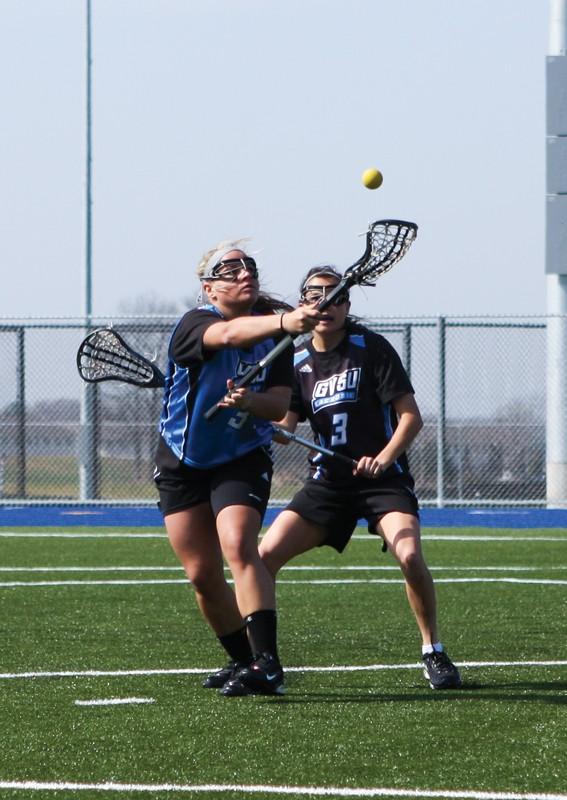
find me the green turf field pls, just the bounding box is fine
[1,526,566,799]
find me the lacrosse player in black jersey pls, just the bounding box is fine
[257,266,462,690]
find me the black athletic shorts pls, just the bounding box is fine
[286,473,419,553]
[154,436,273,519]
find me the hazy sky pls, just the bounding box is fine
[0,1,549,321]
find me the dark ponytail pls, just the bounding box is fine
[253,293,294,315]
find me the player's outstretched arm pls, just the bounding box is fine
[202,307,322,350]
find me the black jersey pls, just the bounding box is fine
[290,323,414,482]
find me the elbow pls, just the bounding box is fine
[203,325,241,350]
[219,327,241,348]
[275,411,298,433]
[214,321,250,349]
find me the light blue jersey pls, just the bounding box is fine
[159,305,292,469]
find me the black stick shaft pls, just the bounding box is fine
[272,425,357,468]
[203,279,352,421]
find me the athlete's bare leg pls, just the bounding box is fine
[259,510,326,578]
[165,503,243,635]
[377,511,439,646]
[216,504,276,617]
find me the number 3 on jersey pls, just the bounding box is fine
[331,412,348,446]
[228,410,250,430]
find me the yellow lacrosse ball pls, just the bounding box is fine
[362,167,383,190]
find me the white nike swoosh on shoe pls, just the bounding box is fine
[266,673,280,681]
[249,493,262,501]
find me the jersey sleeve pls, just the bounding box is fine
[169,308,221,366]
[289,374,307,420]
[265,338,294,390]
[370,333,414,404]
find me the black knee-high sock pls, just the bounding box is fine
[245,609,279,662]
[217,626,253,665]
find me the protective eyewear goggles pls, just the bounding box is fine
[300,284,350,307]
[202,257,258,282]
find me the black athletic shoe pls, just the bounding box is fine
[422,650,462,689]
[202,661,246,689]
[219,677,257,697]
[222,653,285,696]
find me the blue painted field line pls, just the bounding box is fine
[1,505,567,529]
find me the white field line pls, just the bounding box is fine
[2,564,567,573]
[0,781,566,799]
[1,660,567,681]
[1,531,567,542]
[0,578,188,587]
[420,535,567,542]
[74,697,155,706]
[0,566,186,572]
[3,577,567,588]
[0,532,167,538]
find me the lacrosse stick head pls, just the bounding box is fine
[346,219,418,287]
[77,328,165,388]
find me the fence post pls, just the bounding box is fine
[437,316,446,508]
[402,323,412,379]
[79,378,100,500]
[16,326,27,498]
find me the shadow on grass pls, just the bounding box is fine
[271,679,567,705]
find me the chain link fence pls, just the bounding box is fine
[0,315,554,508]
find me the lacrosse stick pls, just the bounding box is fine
[76,329,356,468]
[204,218,417,420]
[272,425,357,469]
[76,328,166,388]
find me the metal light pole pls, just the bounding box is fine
[79,0,99,500]
[546,0,567,507]
[85,0,93,317]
